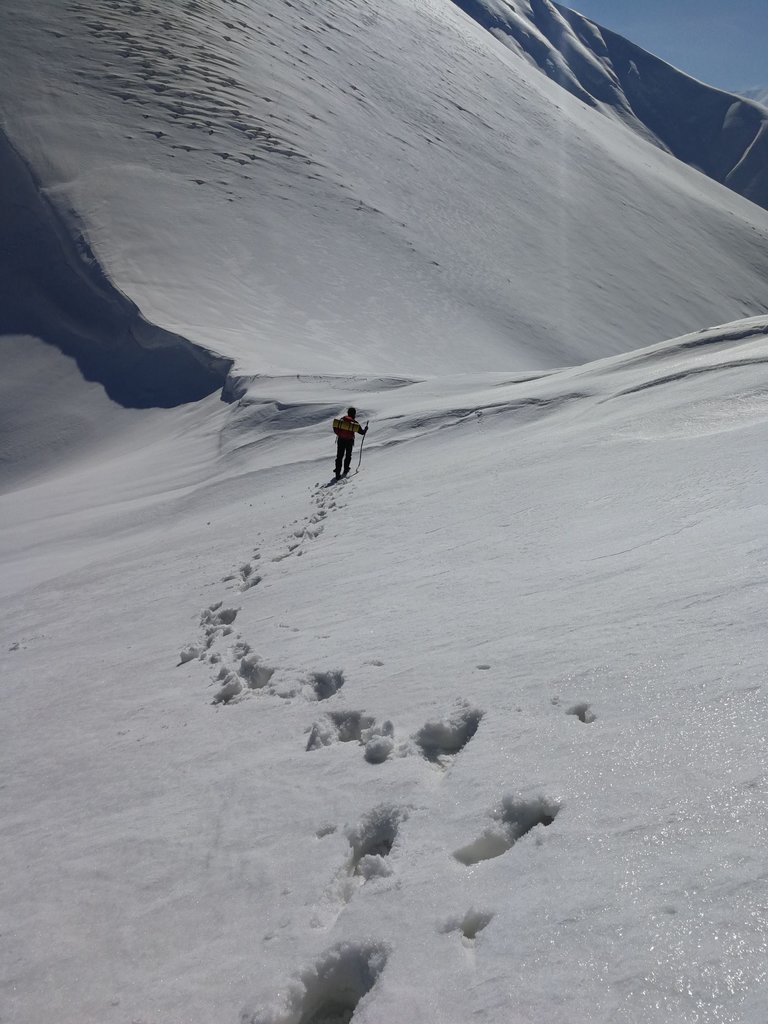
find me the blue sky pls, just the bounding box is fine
[567,0,767,92]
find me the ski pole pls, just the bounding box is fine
[355,421,369,473]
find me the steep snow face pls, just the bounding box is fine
[452,0,768,212]
[1,0,768,378]
[0,131,231,408]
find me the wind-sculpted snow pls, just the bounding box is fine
[0,128,231,407]
[452,0,768,211]
[2,0,768,377]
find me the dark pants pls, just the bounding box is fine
[335,437,354,477]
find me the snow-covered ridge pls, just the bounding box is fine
[2,0,768,382]
[222,314,768,462]
[452,0,768,211]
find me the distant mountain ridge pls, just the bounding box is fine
[451,0,768,212]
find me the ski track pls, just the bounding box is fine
[173,474,578,1019]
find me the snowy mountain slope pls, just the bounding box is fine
[453,0,768,212]
[4,3,768,1017]
[3,316,768,1022]
[2,0,768,381]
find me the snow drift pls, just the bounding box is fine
[0,127,231,407]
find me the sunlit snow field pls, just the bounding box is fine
[3,0,768,1021]
[4,320,768,1022]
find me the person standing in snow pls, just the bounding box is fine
[332,407,368,480]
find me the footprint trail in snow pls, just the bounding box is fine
[179,479,353,705]
[174,474,566,1020]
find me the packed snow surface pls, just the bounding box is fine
[4,317,768,1022]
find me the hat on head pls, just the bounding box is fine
[348,407,356,417]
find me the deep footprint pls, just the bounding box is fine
[241,942,389,1024]
[207,604,239,626]
[200,603,240,646]
[440,909,495,943]
[347,804,405,879]
[212,671,243,705]
[454,794,560,866]
[239,653,277,690]
[414,702,483,765]
[566,702,597,723]
[306,711,376,750]
[306,712,394,762]
[305,669,345,701]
